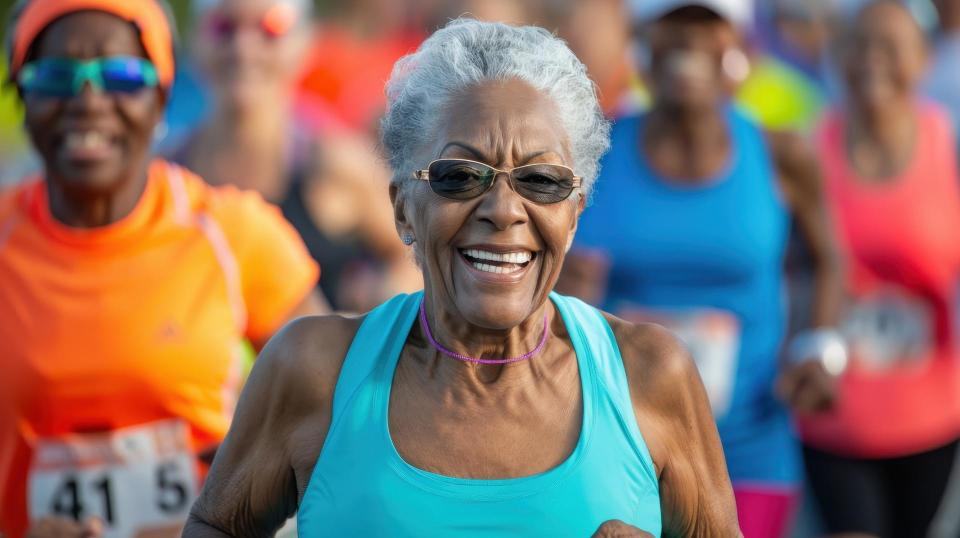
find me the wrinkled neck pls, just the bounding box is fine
[414,300,556,386]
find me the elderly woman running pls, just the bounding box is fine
[185,19,741,537]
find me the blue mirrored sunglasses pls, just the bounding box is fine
[17,56,159,99]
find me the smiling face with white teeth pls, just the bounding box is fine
[392,78,584,331]
[22,11,165,218]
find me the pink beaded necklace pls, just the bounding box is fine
[418,301,549,365]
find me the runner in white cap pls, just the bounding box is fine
[629,0,755,30]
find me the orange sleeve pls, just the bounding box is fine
[212,188,319,343]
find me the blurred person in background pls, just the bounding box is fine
[438,0,638,119]
[181,0,421,312]
[443,0,539,26]
[0,0,323,535]
[802,2,960,536]
[560,1,844,537]
[925,0,960,145]
[185,18,740,537]
[618,0,834,132]
[297,0,423,135]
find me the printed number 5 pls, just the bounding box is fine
[156,462,189,513]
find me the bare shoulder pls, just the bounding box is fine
[186,314,366,532]
[599,313,709,476]
[256,313,365,410]
[244,315,365,492]
[601,314,740,536]
[601,312,700,403]
[765,130,822,196]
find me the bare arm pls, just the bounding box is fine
[768,131,844,328]
[611,318,742,538]
[768,132,845,413]
[183,315,357,536]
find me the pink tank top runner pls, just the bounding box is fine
[801,101,960,458]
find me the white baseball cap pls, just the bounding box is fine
[629,0,755,28]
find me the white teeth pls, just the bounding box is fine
[471,261,520,274]
[462,248,533,264]
[65,131,108,150]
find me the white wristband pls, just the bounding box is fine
[787,328,849,376]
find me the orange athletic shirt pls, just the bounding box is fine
[0,160,318,536]
[801,102,960,458]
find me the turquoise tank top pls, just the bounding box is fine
[298,292,661,537]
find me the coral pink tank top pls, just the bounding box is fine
[801,102,960,458]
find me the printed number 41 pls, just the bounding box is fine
[50,462,190,524]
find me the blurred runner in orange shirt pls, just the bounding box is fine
[0,1,322,536]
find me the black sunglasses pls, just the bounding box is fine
[414,159,582,204]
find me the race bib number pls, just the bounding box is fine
[619,307,741,418]
[28,419,198,538]
[842,289,935,371]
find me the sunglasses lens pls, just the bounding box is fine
[100,57,157,94]
[428,160,494,200]
[512,165,576,203]
[206,8,295,42]
[206,15,236,41]
[19,57,157,98]
[19,60,77,98]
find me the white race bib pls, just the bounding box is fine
[619,307,741,418]
[28,419,198,538]
[842,289,934,371]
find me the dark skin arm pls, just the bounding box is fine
[195,291,331,467]
[767,131,845,414]
[609,316,742,538]
[183,315,358,537]
[768,131,843,329]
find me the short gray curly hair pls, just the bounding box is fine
[381,18,611,195]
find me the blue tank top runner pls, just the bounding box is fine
[575,107,798,486]
[298,292,662,537]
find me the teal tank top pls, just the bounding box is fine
[298,292,661,537]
